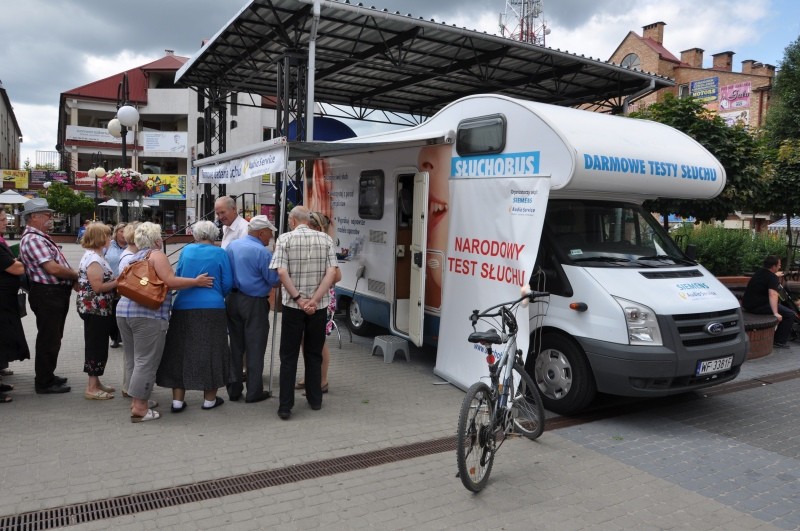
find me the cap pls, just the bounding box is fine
[248,215,277,232]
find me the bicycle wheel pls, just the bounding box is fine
[510,363,546,440]
[456,382,495,492]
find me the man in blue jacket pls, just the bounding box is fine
[225,216,280,403]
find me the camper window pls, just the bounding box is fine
[359,171,385,220]
[456,114,506,156]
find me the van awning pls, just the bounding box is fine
[193,132,453,170]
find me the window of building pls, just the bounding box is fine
[621,53,641,69]
[230,120,238,130]
[263,127,277,142]
[678,84,690,99]
[197,91,205,113]
[196,117,204,144]
[230,92,238,116]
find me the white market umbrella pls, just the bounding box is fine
[0,190,29,204]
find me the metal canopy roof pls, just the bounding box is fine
[176,0,674,119]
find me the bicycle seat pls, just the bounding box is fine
[468,329,503,345]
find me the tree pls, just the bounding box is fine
[764,36,800,147]
[45,182,95,222]
[630,94,761,223]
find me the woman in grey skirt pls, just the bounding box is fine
[157,220,233,413]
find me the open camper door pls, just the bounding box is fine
[409,171,429,347]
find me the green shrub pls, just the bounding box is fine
[672,225,787,276]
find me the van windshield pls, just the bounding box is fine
[545,200,691,268]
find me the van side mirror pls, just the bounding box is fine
[685,244,697,261]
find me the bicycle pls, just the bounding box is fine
[456,287,549,492]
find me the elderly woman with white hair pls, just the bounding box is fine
[156,220,233,413]
[116,222,214,423]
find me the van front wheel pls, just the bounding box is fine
[345,298,375,336]
[528,334,596,415]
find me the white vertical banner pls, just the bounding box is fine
[434,176,550,390]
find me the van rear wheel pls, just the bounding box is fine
[528,334,596,415]
[345,298,375,336]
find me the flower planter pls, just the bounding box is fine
[112,191,140,202]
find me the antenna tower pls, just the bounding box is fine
[499,0,550,46]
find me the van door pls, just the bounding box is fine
[409,171,429,346]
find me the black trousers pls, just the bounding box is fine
[28,283,72,388]
[278,306,327,411]
[748,303,796,344]
[80,313,113,376]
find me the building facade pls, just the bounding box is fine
[56,51,277,228]
[0,79,22,172]
[609,22,775,128]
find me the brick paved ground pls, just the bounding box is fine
[2,242,799,529]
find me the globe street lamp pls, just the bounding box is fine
[87,152,106,220]
[107,72,140,221]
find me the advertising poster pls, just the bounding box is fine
[141,131,188,154]
[30,170,68,185]
[690,77,719,103]
[66,125,134,145]
[1,170,29,188]
[720,109,750,127]
[143,174,186,200]
[719,81,751,111]
[199,145,286,184]
[433,176,550,390]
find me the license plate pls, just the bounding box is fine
[696,356,733,376]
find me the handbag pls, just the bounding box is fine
[17,290,27,317]
[116,250,168,310]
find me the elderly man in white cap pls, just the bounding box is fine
[19,198,78,394]
[224,215,280,403]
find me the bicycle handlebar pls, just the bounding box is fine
[469,290,549,324]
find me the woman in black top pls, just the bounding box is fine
[0,214,30,402]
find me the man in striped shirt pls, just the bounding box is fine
[270,206,337,420]
[19,199,78,394]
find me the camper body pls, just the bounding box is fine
[306,94,747,415]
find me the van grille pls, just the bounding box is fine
[671,308,742,347]
[640,270,703,279]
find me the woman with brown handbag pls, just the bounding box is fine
[116,222,214,423]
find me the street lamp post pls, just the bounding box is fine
[87,151,106,220]
[107,72,139,222]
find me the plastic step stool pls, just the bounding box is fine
[371,335,410,363]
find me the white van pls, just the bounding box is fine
[304,94,747,414]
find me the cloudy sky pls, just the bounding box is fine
[2,0,798,169]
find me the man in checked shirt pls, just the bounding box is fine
[270,206,337,420]
[19,199,79,394]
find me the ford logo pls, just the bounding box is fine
[706,322,725,335]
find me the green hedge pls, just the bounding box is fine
[672,225,788,276]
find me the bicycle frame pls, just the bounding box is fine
[457,289,549,492]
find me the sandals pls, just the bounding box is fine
[85,389,114,400]
[0,368,12,376]
[301,384,329,397]
[98,383,116,393]
[0,393,11,403]
[294,382,305,390]
[131,409,160,423]
[0,384,14,393]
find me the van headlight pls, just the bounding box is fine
[613,297,663,346]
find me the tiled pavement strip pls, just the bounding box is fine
[2,242,799,529]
